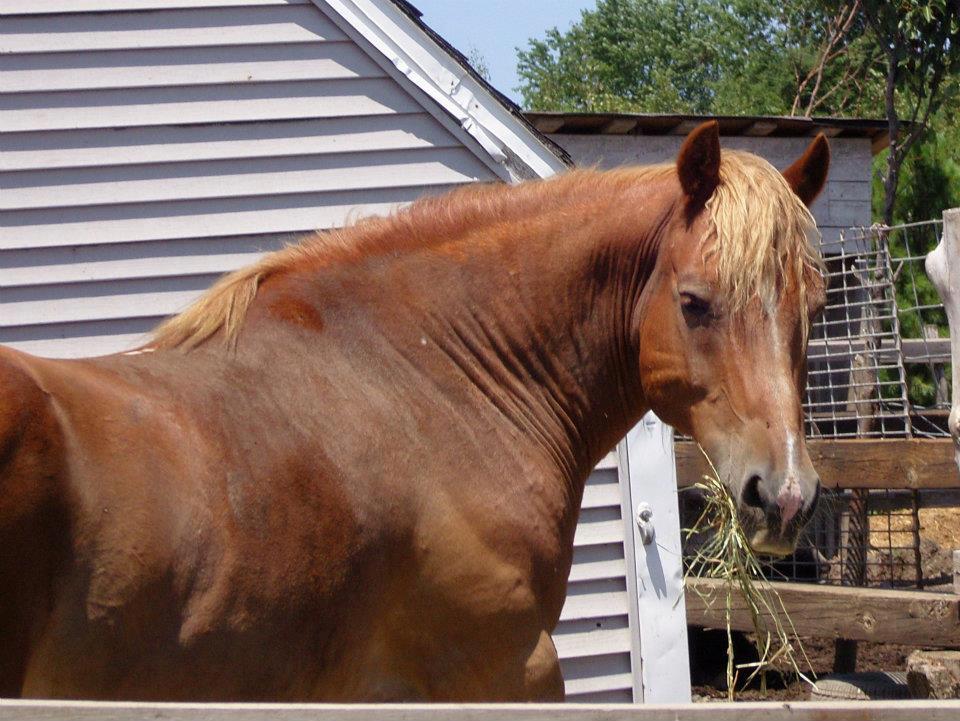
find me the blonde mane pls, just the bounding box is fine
[706,149,824,335]
[148,152,821,351]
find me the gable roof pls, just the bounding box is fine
[317,0,571,181]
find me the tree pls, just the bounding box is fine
[516,0,885,117]
[784,0,883,116]
[860,0,960,225]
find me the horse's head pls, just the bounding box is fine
[638,121,829,555]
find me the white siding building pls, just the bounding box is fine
[1,0,662,703]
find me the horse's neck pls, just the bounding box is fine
[250,177,673,481]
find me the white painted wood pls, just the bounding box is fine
[581,477,623,510]
[0,79,419,132]
[559,589,629,623]
[0,42,386,92]
[0,276,221,328]
[0,236,285,288]
[556,458,638,700]
[0,319,157,358]
[925,208,960,470]
[553,627,633,659]
[621,413,691,704]
[0,115,458,171]
[566,555,628,584]
[572,518,627,548]
[0,6,346,53]
[0,185,458,250]
[595,451,619,470]
[1,0,311,12]
[1,147,491,210]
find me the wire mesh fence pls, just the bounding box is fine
[681,218,957,591]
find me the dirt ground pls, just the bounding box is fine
[689,630,918,702]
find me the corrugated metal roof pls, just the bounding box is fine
[525,112,894,154]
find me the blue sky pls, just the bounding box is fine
[410,1,595,105]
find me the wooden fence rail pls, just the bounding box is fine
[675,439,960,490]
[686,578,960,647]
[2,700,960,721]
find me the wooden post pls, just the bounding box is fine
[953,550,960,596]
[924,323,950,407]
[835,244,884,673]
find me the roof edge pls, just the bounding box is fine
[526,112,900,155]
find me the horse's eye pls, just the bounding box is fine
[680,292,711,318]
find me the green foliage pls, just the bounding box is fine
[516,0,885,116]
[861,0,960,224]
[872,101,960,226]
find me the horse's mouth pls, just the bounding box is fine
[746,528,798,557]
[737,506,804,558]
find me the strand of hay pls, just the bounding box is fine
[684,446,814,700]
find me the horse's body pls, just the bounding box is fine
[0,124,829,701]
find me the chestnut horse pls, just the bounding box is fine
[0,122,829,702]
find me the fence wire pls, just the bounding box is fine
[681,219,955,591]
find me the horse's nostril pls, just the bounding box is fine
[742,474,765,510]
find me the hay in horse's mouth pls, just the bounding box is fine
[683,446,813,699]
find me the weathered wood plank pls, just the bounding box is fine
[808,337,951,363]
[686,577,960,646]
[2,699,960,720]
[676,439,960,490]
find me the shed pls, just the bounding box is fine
[526,112,889,244]
[0,0,664,703]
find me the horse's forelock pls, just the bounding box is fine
[703,150,824,339]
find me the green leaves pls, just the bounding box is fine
[516,0,882,116]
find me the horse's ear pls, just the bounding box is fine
[782,133,830,207]
[676,120,721,204]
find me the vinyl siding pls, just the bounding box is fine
[555,457,638,702]
[0,0,497,356]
